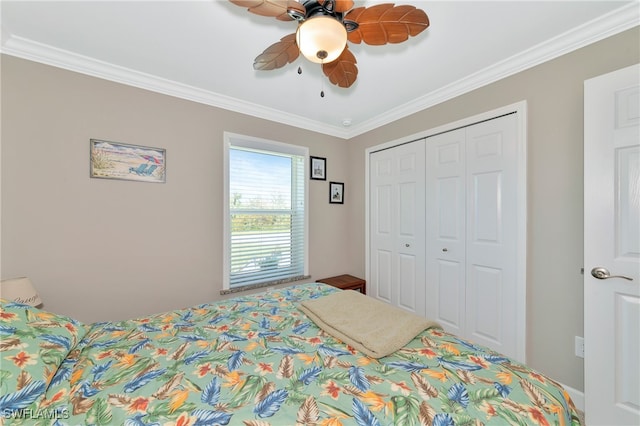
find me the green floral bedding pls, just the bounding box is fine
[1,283,580,425]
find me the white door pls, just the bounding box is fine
[425,128,467,336]
[465,115,519,360]
[425,114,520,360]
[370,141,426,316]
[584,63,640,426]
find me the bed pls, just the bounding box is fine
[1,282,580,425]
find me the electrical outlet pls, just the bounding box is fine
[575,336,585,358]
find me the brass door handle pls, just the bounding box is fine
[590,267,633,281]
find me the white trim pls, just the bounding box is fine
[515,102,528,364]
[0,4,636,139]
[560,382,585,412]
[354,4,638,138]
[365,101,528,362]
[0,35,351,139]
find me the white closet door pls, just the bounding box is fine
[425,128,467,336]
[369,107,524,361]
[424,114,519,359]
[370,141,426,316]
[465,114,518,358]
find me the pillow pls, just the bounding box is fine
[0,299,86,415]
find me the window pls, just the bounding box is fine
[223,133,308,292]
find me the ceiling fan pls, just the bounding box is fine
[229,0,429,89]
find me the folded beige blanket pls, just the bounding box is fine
[299,290,441,359]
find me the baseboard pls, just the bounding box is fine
[561,382,585,412]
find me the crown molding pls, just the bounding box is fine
[347,2,639,138]
[0,35,352,139]
[1,3,637,140]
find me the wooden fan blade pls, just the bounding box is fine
[229,0,299,21]
[318,0,355,13]
[322,47,358,88]
[253,33,300,70]
[346,3,429,45]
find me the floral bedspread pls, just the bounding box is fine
[1,283,580,425]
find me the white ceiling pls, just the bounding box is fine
[1,1,638,138]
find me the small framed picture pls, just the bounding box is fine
[310,156,326,180]
[329,182,344,204]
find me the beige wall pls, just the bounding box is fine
[346,28,639,392]
[1,55,353,322]
[2,26,639,395]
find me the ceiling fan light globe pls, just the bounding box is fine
[296,16,347,64]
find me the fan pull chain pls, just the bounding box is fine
[296,64,325,98]
[320,63,325,98]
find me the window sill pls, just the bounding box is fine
[220,275,311,295]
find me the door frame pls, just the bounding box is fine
[365,100,528,362]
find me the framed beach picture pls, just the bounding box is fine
[90,139,166,183]
[310,156,326,180]
[329,181,344,204]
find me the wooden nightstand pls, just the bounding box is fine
[316,274,366,295]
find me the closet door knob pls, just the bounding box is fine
[442,248,448,252]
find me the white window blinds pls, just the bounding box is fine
[225,135,307,289]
